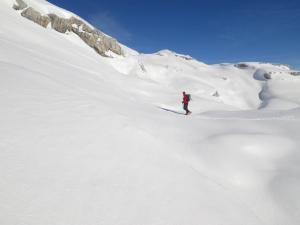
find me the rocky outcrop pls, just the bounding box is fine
[13,0,27,10]
[13,1,123,57]
[234,63,249,69]
[21,7,51,28]
[212,91,220,97]
[47,14,123,56]
[263,72,272,80]
[47,15,93,33]
[290,71,300,76]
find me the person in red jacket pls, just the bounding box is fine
[182,91,191,115]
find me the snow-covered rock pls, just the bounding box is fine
[13,0,123,56]
[21,7,51,28]
[13,0,27,10]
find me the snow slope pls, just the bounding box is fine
[1,1,300,225]
[107,50,300,111]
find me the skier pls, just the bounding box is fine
[182,91,191,115]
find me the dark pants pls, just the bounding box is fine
[183,103,190,114]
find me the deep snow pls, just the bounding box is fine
[1,1,300,225]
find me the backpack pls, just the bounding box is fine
[187,94,191,101]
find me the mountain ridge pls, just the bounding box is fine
[12,0,124,56]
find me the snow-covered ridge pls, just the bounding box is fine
[13,0,78,19]
[106,51,300,110]
[12,0,124,56]
[156,49,194,61]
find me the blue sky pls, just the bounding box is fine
[49,0,300,69]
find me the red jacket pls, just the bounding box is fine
[183,94,189,104]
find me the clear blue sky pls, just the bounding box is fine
[49,0,300,69]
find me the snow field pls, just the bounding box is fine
[1,1,300,225]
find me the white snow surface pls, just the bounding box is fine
[1,1,300,225]
[12,0,83,19]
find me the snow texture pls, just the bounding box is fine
[1,1,300,225]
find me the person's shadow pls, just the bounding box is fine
[158,107,185,115]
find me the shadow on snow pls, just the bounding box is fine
[158,106,186,115]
